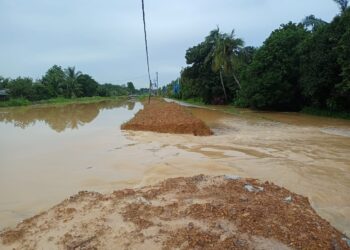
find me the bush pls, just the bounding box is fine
[237,23,309,111]
[0,98,31,107]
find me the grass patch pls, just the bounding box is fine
[180,98,205,106]
[0,98,31,107]
[137,95,149,102]
[0,96,127,108]
[222,105,243,115]
[35,96,126,106]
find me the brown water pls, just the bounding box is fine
[0,100,350,236]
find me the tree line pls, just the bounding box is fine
[0,101,132,132]
[166,1,350,113]
[0,65,138,102]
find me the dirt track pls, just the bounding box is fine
[1,175,349,249]
[121,100,212,136]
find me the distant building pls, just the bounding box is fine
[0,89,9,101]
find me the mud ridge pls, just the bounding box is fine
[121,100,213,136]
[1,175,349,249]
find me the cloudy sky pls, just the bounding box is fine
[0,0,340,88]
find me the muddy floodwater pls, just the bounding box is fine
[0,100,350,236]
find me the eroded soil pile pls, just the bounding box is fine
[1,175,349,249]
[121,100,213,136]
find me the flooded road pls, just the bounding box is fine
[0,100,349,236]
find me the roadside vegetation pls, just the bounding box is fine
[0,65,140,107]
[0,96,128,108]
[164,1,350,118]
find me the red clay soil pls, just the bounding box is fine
[121,100,213,136]
[1,175,349,249]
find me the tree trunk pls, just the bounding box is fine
[232,71,241,89]
[219,70,228,102]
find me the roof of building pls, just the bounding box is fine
[0,89,9,96]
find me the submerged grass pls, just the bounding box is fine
[0,96,127,108]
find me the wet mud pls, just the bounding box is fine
[1,176,349,249]
[121,100,212,136]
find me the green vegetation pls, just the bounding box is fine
[180,98,205,106]
[127,82,136,94]
[137,94,149,102]
[237,23,309,111]
[302,107,350,120]
[177,28,249,105]
[165,1,350,119]
[0,65,139,107]
[0,96,126,108]
[0,98,31,107]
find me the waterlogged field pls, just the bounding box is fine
[0,100,349,236]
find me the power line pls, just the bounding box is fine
[141,0,152,103]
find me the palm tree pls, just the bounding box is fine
[206,29,244,101]
[63,67,82,98]
[333,0,348,12]
[302,15,327,31]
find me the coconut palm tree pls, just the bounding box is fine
[302,15,327,31]
[333,0,348,12]
[206,29,244,101]
[63,67,82,98]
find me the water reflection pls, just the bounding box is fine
[0,100,135,132]
[126,101,136,110]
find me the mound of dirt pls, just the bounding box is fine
[121,100,213,136]
[1,175,349,249]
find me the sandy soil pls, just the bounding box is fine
[1,175,349,250]
[121,100,212,136]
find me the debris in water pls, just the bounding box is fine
[224,175,241,180]
[244,184,264,192]
[284,196,293,203]
[342,237,350,247]
[136,196,151,205]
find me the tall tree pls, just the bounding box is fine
[206,29,244,101]
[181,29,245,104]
[333,0,348,12]
[127,82,136,94]
[302,15,327,31]
[7,77,35,100]
[63,67,82,98]
[300,8,350,111]
[41,65,65,97]
[77,74,99,97]
[238,23,309,110]
[0,76,10,89]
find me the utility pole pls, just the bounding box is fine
[141,0,152,104]
[156,72,159,96]
[180,68,183,99]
